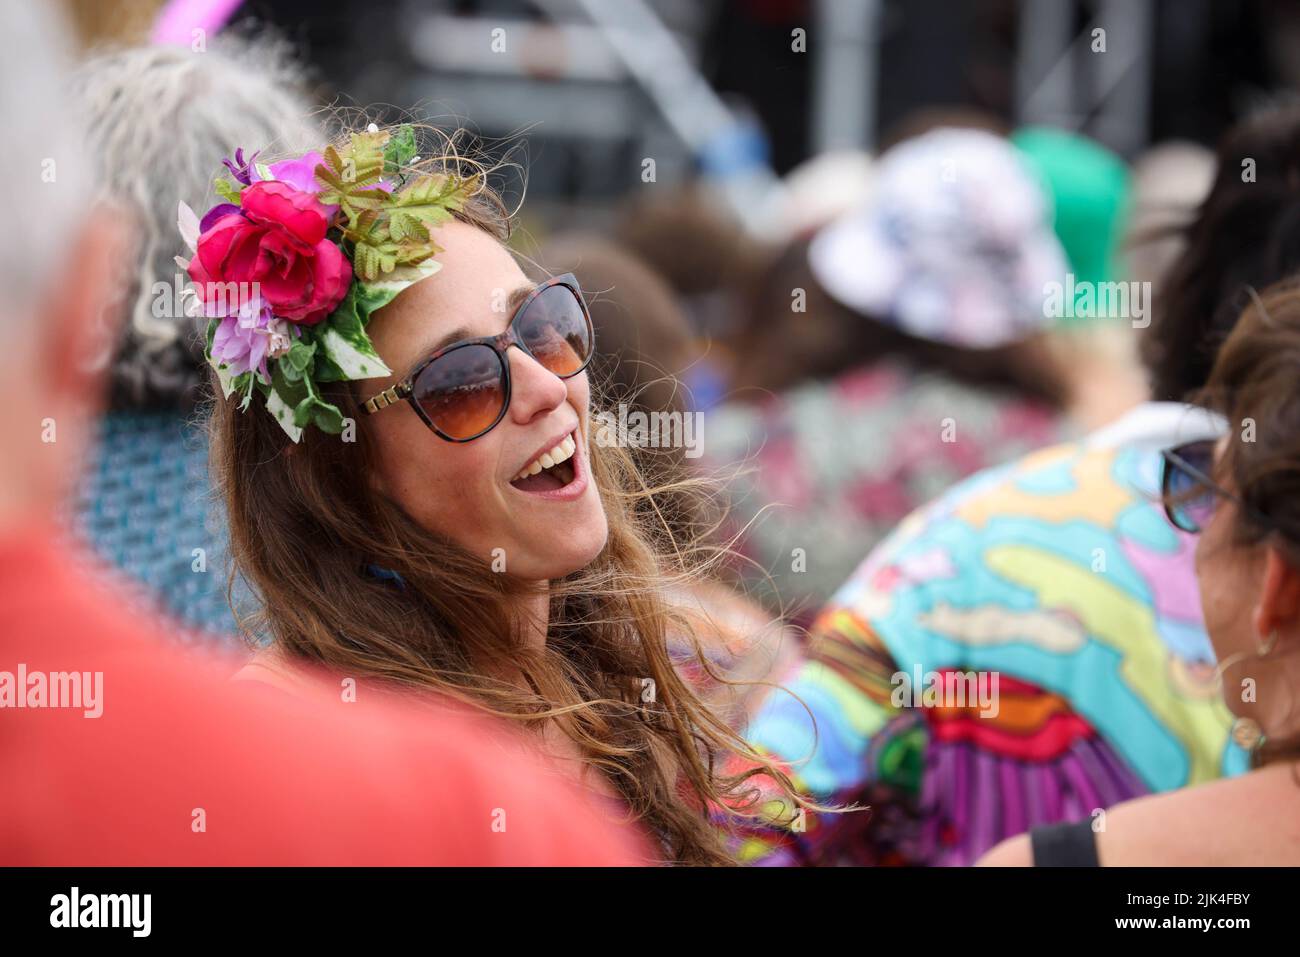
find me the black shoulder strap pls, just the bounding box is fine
[1030,819,1101,867]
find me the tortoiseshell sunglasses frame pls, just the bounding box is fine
[359,273,593,442]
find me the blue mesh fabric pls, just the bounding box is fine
[70,411,250,644]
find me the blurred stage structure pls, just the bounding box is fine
[80,0,1300,233]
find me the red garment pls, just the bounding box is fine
[0,522,652,866]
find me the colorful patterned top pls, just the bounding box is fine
[730,402,1247,865]
[704,361,1069,627]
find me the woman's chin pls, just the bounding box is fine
[514,516,609,580]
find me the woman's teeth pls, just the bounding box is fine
[512,434,576,482]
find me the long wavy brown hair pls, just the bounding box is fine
[208,123,813,865]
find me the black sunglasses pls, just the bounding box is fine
[1159,439,1270,534]
[360,273,594,441]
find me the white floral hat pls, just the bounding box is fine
[808,127,1068,349]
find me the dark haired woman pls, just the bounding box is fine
[983,280,1300,865]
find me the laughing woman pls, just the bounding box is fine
[186,123,807,864]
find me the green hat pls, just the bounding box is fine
[1012,126,1131,321]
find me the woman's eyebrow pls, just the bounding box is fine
[421,326,473,359]
[505,282,536,315]
[408,283,538,371]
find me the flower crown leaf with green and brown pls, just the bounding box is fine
[177,124,476,442]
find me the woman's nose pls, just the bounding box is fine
[506,345,568,424]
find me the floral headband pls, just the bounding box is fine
[177,124,476,442]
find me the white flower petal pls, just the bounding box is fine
[177,201,201,252]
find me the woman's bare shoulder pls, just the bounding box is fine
[977,832,1034,866]
[978,764,1300,867]
[1097,763,1300,866]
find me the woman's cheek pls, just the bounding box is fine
[417,449,504,543]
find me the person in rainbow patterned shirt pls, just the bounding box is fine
[740,403,1241,865]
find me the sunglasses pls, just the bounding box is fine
[360,273,594,441]
[1159,441,1223,533]
[1159,439,1273,534]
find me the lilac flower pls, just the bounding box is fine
[209,297,297,380]
[221,147,260,186]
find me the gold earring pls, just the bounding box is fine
[1258,629,1279,657]
[1231,716,1266,752]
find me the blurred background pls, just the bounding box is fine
[58,0,1300,638]
[67,0,1299,226]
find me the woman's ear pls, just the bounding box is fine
[1252,545,1300,643]
[43,204,132,408]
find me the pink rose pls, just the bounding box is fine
[189,180,351,326]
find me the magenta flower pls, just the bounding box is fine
[189,181,353,326]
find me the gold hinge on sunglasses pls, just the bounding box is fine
[361,384,406,415]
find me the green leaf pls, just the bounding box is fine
[347,208,381,241]
[203,317,219,357]
[389,172,470,225]
[281,339,317,382]
[345,130,388,184]
[296,394,345,434]
[315,142,387,216]
[271,361,308,405]
[259,345,342,438]
[237,373,257,411]
[314,283,393,381]
[355,259,443,307]
[388,209,430,244]
[267,363,308,443]
[213,177,242,205]
[363,172,474,273]
[284,371,342,433]
[213,363,235,399]
[313,353,345,382]
[351,240,398,282]
[382,124,418,174]
[353,280,404,323]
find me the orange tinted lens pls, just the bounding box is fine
[519,284,592,377]
[412,343,506,439]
